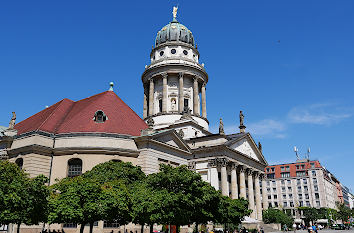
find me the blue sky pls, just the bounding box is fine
[1,1,353,190]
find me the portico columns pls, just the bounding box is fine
[148,78,154,116]
[254,172,262,220]
[162,73,168,113]
[239,166,247,199]
[193,77,199,115]
[201,83,206,118]
[231,163,239,199]
[261,174,268,211]
[247,169,256,219]
[143,89,148,119]
[220,159,228,196]
[178,72,184,113]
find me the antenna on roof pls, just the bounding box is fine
[294,146,299,160]
[307,147,311,160]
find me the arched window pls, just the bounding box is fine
[15,158,23,170]
[67,158,82,177]
[93,110,107,123]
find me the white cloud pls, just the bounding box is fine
[247,119,287,138]
[288,103,353,126]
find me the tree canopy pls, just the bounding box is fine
[263,208,293,227]
[0,161,49,233]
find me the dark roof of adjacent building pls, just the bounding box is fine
[14,91,148,136]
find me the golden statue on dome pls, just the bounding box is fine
[173,6,178,19]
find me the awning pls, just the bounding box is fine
[294,219,302,223]
[316,219,328,224]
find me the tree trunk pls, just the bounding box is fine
[80,223,85,233]
[89,222,94,233]
[194,223,199,233]
[141,224,144,233]
[150,224,153,233]
[17,223,20,233]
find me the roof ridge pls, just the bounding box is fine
[73,91,108,104]
[37,99,73,132]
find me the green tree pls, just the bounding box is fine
[298,207,318,225]
[146,164,224,233]
[216,196,251,231]
[0,161,49,233]
[83,160,145,186]
[48,176,131,233]
[336,203,352,223]
[263,208,293,227]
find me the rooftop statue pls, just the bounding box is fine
[8,112,16,129]
[219,118,225,135]
[239,110,244,126]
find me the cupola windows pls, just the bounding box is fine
[171,49,176,54]
[93,110,107,123]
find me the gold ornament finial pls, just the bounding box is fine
[173,6,178,19]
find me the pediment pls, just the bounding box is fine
[151,130,191,152]
[225,133,267,165]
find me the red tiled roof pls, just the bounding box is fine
[15,91,148,136]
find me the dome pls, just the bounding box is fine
[155,18,195,47]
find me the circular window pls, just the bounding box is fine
[183,50,188,55]
[171,49,176,54]
[160,51,164,56]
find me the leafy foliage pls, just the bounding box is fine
[298,207,318,225]
[263,208,293,227]
[0,161,49,229]
[336,203,352,222]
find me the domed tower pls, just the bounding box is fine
[142,7,209,134]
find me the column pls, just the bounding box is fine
[148,79,154,116]
[201,83,206,118]
[231,163,239,199]
[247,169,256,219]
[143,88,148,119]
[255,172,262,220]
[179,72,184,113]
[208,159,219,190]
[220,160,228,196]
[261,175,268,216]
[193,77,199,115]
[162,73,168,113]
[239,166,247,199]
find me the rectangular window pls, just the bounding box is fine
[315,193,320,199]
[184,98,189,108]
[281,172,290,178]
[283,202,288,207]
[269,202,272,208]
[268,195,272,200]
[63,223,77,228]
[305,193,309,199]
[281,180,285,184]
[290,201,294,207]
[314,185,318,191]
[159,99,163,112]
[286,166,290,171]
[274,202,278,207]
[299,201,303,207]
[274,195,278,199]
[316,201,320,207]
[306,201,311,207]
[104,220,120,228]
[283,194,286,199]
[287,180,291,185]
[289,194,293,198]
[296,165,300,170]
[312,170,316,176]
[310,163,315,168]
[281,167,285,172]
[267,188,271,192]
[297,179,301,185]
[301,164,305,169]
[313,178,317,184]
[298,194,303,199]
[272,180,276,185]
[273,188,276,192]
[296,171,306,177]
[267,181,270,186]
[267,173,275,179]
[271,167,275,172]
[266,168,270,172]
[218,172,221,181]
[303,178,307,184]
[298,186,301,191]
[282,187,286,192]
[304,186,308,192]
[288,187,292,191]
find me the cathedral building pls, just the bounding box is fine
[0,8,268,233]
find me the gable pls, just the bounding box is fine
[230,138,259,161]
[151,130,190,152]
